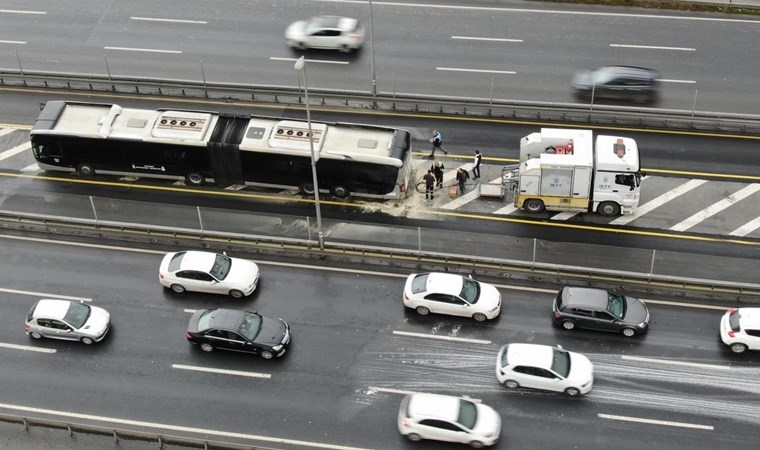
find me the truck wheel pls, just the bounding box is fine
[185,172,205,186]
[524,199,545,213]
[598,201,621,216]
[300,182,315,195]
[331,185,350,199]
[77,163,95,177]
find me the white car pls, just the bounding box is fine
[495,343,594,396]
[159,251,259,298]
[403,273,501,321]
[720,308,760,353]
[25,299,111,345]
[285,16,365,52]
[397,393,501,448]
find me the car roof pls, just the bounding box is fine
[595,65,658,79]
[407,394,460,421]
[562,287,609,309]
[421,273,465,295]
[505,343,556,368]
[31,299,73,321]
[308,15,356,31]
[202,308,249,331]
[178,251,217,271]
[736,308,760,329]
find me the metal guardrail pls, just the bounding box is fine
[2,69,760,134]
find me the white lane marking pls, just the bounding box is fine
[369,387,481,403]
[493,204,518,215]
[660,79,697,84]
[0,128,17,138]
[621,355,730,371]
[598,413,713,430]
[610,44,695,51]
[172,364,271,379]
[104,46,182,54]
[183,309,197,314]
[21,163,39,172]
[730,215,760,237]
[437,67,515,75]
[0,40,26,44]
[670,184,760,232]
[0,342,56,353]
[0,10,46,15]
[641,299,729,310]
[0,288,91,302]
[393,330,491,345]
[451,36,523,43]
[0,402,371,450]
[549,212,578,221]
[611,179,707,225]
[269,57,349,65]
[0,234,167,255]
[131,17,207,24]
[0,143,31,161]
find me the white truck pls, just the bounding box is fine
[514,128,642,216]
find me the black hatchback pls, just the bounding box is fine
[572,66,660,104]
[187,308,291,359]
[552,287,650,337]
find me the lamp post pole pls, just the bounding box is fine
[294,56,325,250]
[369,0,377,98]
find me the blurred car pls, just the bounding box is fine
[552,287,649,337]
[285,16,365,52]
[186,308,290,359]
[403,273,501,321]
[397,393,501,447]
[572,65,660,104]
[720,307,760,354]
[495,343,593,396]
[159,251,259,298]
[25,299,111,345]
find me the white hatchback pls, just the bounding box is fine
[403,273,501,321]
[720,308,760,354]
[285,16,365,52]
[25,299,111,345]
[495,343,594,396]
[159,251,259,299]
[397,393,501,447]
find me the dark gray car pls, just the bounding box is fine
[572,66,660,104]
[552,287,650,337]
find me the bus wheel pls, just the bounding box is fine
[185,172,205,186]
[331,185,349,198]
[598,201,621,216]
[77,163,95,177]
[524,199,545,213]
[300,183,315,195]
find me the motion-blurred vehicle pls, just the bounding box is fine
[720,307,760,354]
[397,393,501,447]
[495,343,593,396]
[403,273,501,321]
[159,251,259,299]
[285,16,365,52]
[187,308,290,359]
[572,65,660,104]
[552,287,650,337]
[25,299,111,345]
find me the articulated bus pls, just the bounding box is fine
[30,101,412,199]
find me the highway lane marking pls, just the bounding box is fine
[184,309,197,313]
[393,330,491,345]
[0,40,26,45]
[172,364,271,379]
[0,10,46,15]
[640,299,728,310]
[621,355,730,371]
[451,36,523,43]
[270,57,349,65]
[437,67,516,75]
[671,184,760,232]
[730,215,760,237]
[0,287,91,302]
[610,44,695,51]
[598,413,713,430]
[660,79,697,84]
[131,17,207,24]
[369,387,482,403]
[0,402,372,450]
[104,47,183,54]
[611,179,708,225]
[0,142,30,161]
[0,342,56,353]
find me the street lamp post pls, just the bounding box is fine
[368,0,377,98]
[294,56,325,250]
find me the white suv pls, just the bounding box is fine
[720,308,760,354]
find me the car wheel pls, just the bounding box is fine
[185,172,205,186]
[472,313,487,322]
[200,343,214,353]
[229,289,244,299]
[81,337,94,345]
[300,182,315,195]
[504,380,519,389]
[339,44,350,53]
[565,387,581,396]
[562,321,576,330]
[260,350,275,360]
[730,343,748,354]
[415,306,430,316]
[29,331,43,340]
[406,433,422,442]
[469,441,485,449]
[622,328,636,337]
[296,42,307,50]
[598,201,621,217]
[76,163,95,177]
[524,198,545,213]
[171,284,186,294]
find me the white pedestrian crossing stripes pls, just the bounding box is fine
[611,179,708,226]
[0,142,31,161]
[670,184,760,232]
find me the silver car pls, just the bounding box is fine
[285,16,365,52]
[25,299,111,345]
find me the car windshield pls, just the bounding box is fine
[238,312,264,341]
[209,254,232,280]
[63,302,91,329]
[457,399,478,430]
[607,292,627,319]
[305,16,339,33]
[551,348,571,378]
[591,67,617,85]
[459,277,481,303]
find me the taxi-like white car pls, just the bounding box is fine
[403,273,501,321]
[159,251,259,299]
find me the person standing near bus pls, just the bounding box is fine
[473,150,482,179]
[431,161,444,189]
[456,168,469,194]
[423,170,436,200]
[428,130,447,158]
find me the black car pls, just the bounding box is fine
[572,66,660,104]
[552,287,650,337]
[187,308,291,359]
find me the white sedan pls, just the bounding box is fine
[496,343,594,396]
[398,393,501,447]
[159,251,259,299]
[403,273,501,321]
[285,16,365,52]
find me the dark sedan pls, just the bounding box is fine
[187,308,291,359]
[572,65,660,104]
[552,287,650,337]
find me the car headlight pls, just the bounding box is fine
[272,344,283,351]
[638,322,647,328]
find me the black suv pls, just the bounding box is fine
[572,66,660,104]
[552,287,650,337]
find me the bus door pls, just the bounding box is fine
[208,115,248,187]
